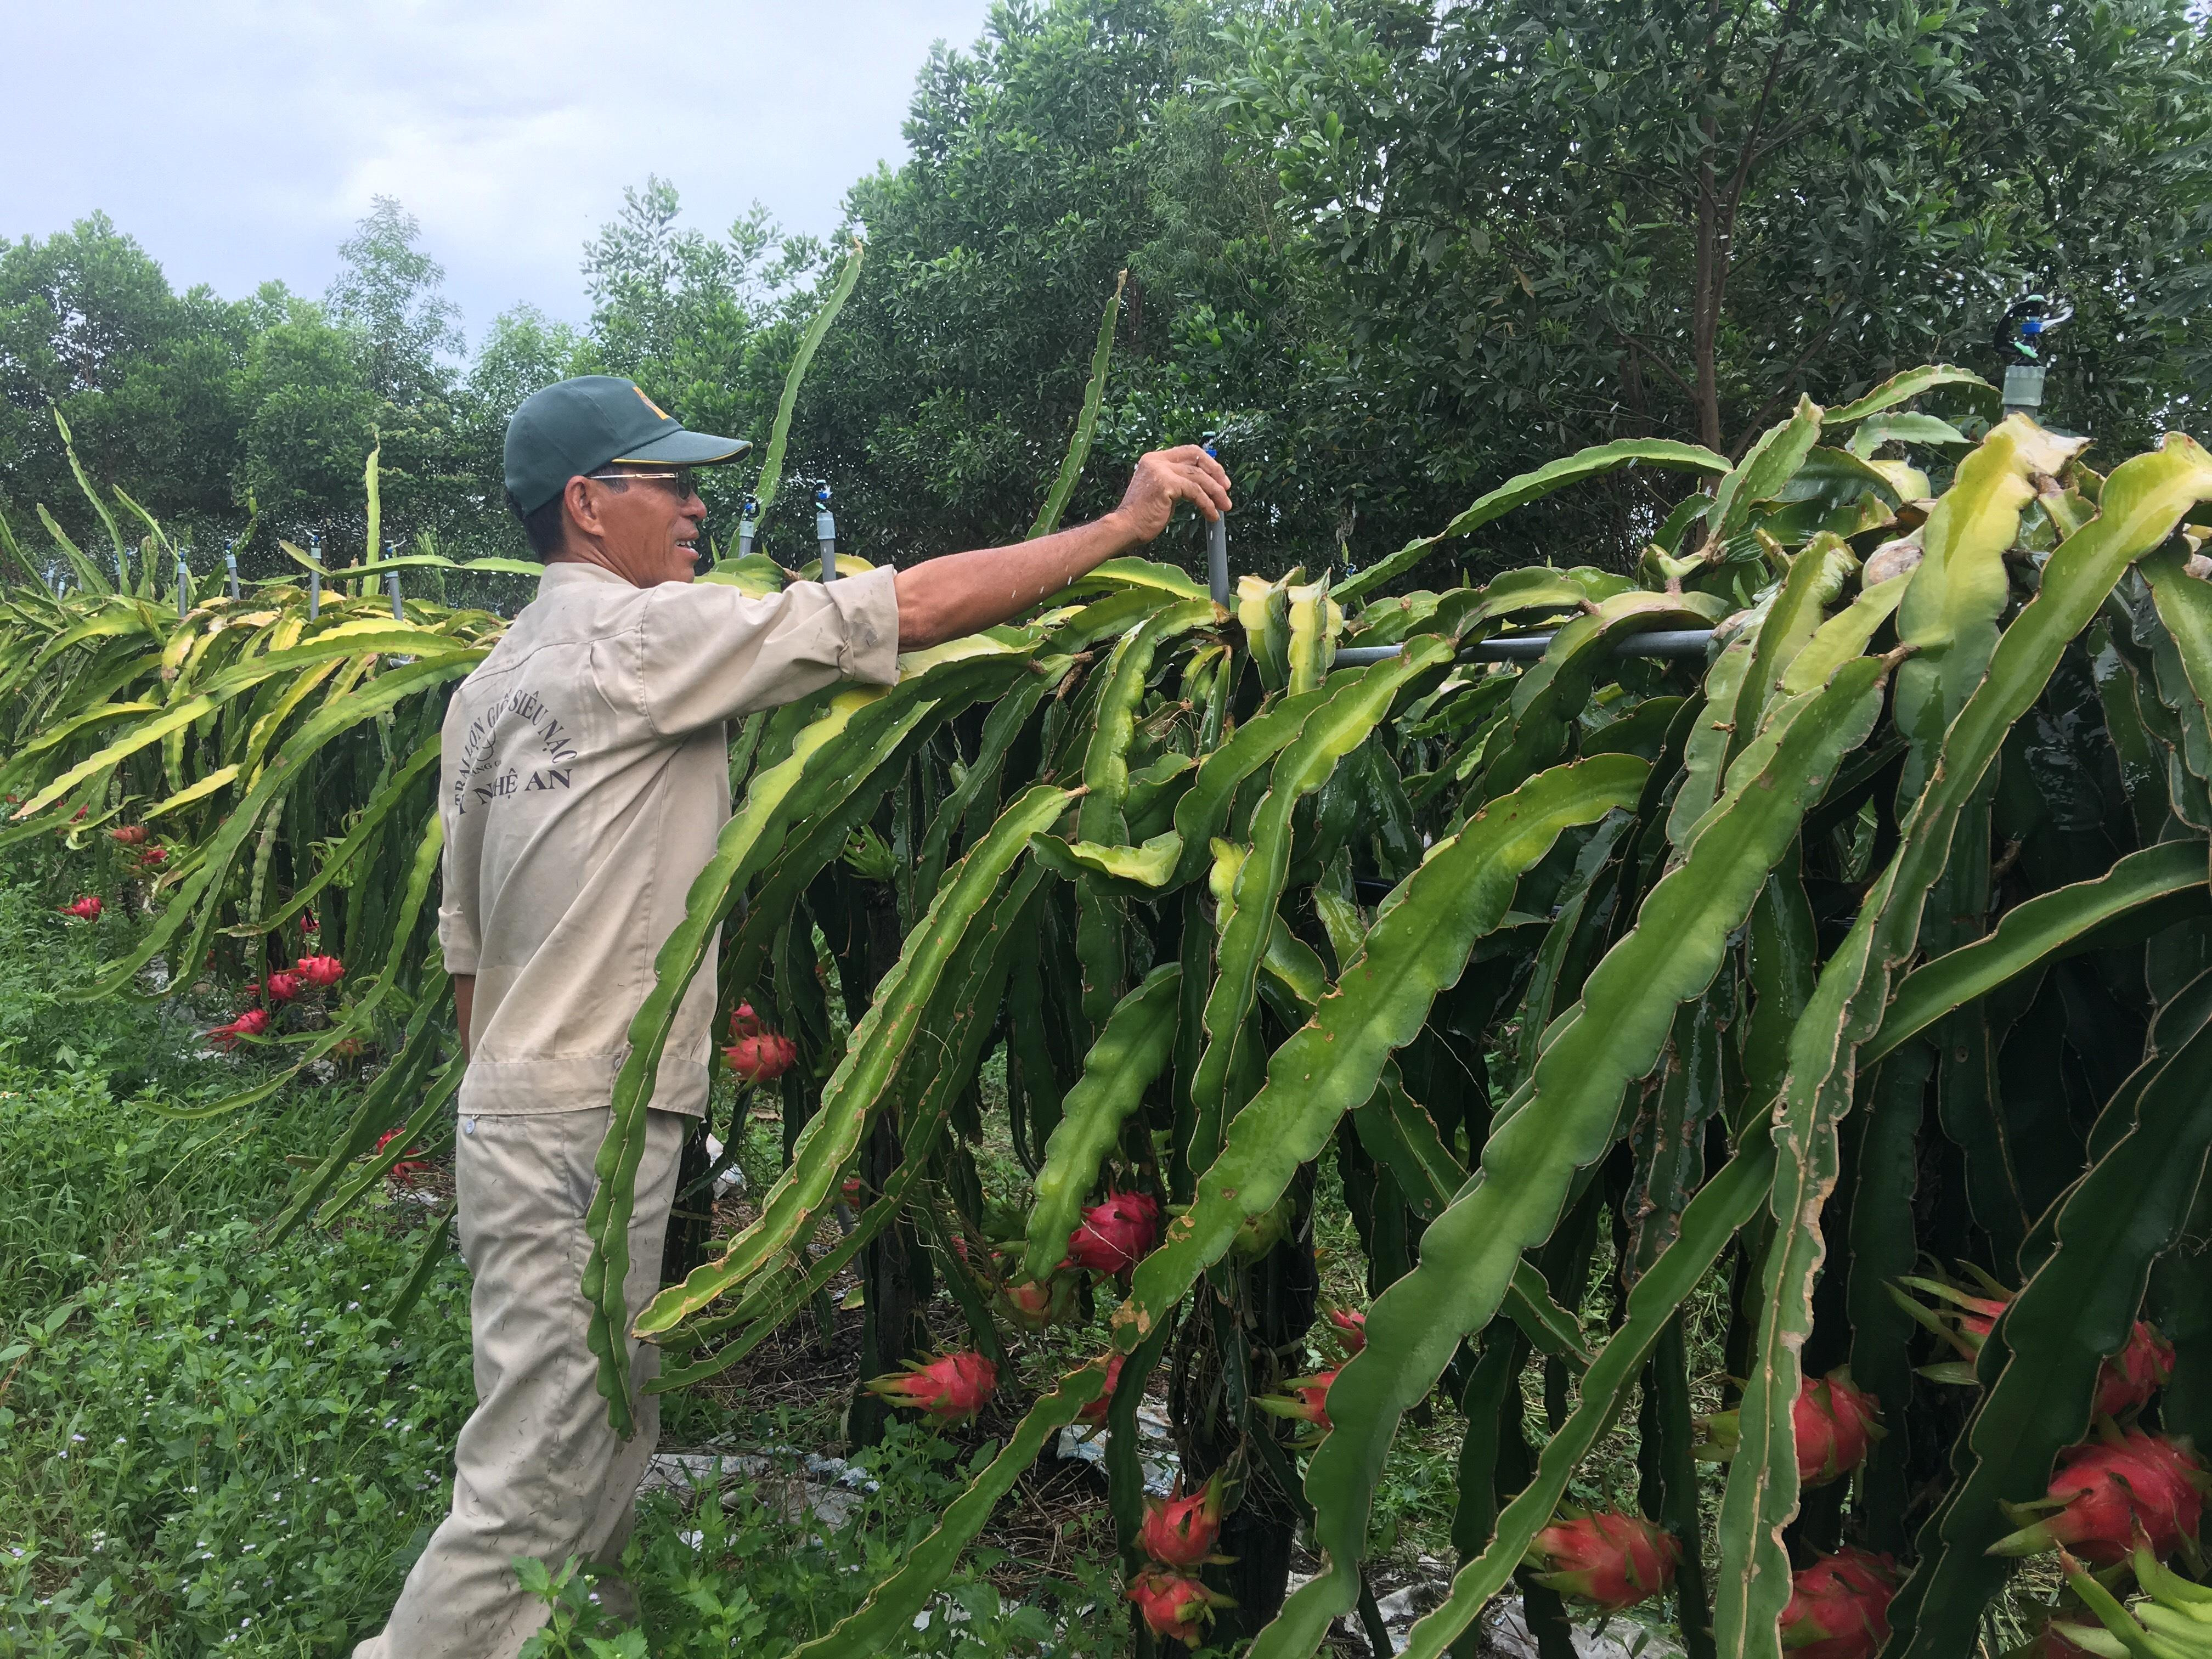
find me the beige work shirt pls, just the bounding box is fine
[437,561,900,1118]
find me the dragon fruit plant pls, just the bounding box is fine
[13,357,2212,1655]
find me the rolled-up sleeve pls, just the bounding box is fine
[635,567,901,736]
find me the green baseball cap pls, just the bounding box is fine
[503,375,751,514]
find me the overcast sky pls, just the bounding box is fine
[13,0,999,347]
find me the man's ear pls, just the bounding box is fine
[562,475,606,548]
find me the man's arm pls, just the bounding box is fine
[454,974,476,1061]
[893,445,1231,650]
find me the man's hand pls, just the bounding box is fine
[893,446,1235,648]
[1102,445,1233,543]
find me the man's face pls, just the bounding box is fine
[571,468,707,586]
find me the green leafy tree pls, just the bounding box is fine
[458,304,585,508]
[572,177,829,539]
[326,196,464,404]
[792,0,1507,580]
[234,293,380,547]
[0,214,256,546]
[1214,0,2212,465]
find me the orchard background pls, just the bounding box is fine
[5,3,2212,1658]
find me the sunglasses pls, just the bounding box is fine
[586,468,698,500]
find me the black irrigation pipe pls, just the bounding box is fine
[1333,629,1716,667]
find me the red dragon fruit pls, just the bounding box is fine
[375,1126,430,1188]
[1900,1275,2174,1416]
[296,953,346,990]
[1076,1353,1125,1428]
[263,969,303,1002]
[1138,1474,1230,1569]
[1065,1189,1160,1276]
[2094,1322,2176,1417]
[1525,1510,1681,1613]
[1254,1367,1338,1440]
[1127,1570,1233,1647]
[135,844,168,870]
[724,1030,797,1083]
[59,895,103,921]
[1990,1430,2207,1565]
[728,1003,764,1040]
[1700,1370,1882,1488]
[108,825,149,846]
[207,1007,271,1050]
[864,1350,997,1423]
[1779,1547,1898,1659]
[1328,1308,1367,1355]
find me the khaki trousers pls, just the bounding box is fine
[353,1106,685,1659]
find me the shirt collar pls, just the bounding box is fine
[534,560,635,601]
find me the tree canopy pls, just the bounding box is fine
[3,0,2206,586]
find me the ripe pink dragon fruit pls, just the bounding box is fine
[207,1007,271,1050]
[1138,1474,1229,1569]
[375,1126,430,1188]
[59,895,103,921]
[296,953,346,989]
[1699,1370,1882,1488]
[1779,1547,1898,1659]
[2095,1322,2176,1416]
[864,1350,997,1423]
[1065,1189,1160,1276]
[136,844,168,869]
[1126,1570,1233,1647]
[108,825,149,846]
[1990,1430,2208,1565]
[1076,1353,1125,1428]
[1254,1367,1338,1438]
[1901,1275,2173,1417]
[1526,1510,1681,1613]
[728,1002,764,1040]
[264,969,303,1002]
[724,1030,797,1082]
[1328,1308,1367,1354]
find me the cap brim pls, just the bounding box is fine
[610,428,753,466]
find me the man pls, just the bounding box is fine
[354,375,1229,1657]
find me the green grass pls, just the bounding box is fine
[0,877,1131,1657]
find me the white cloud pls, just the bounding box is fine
[12,0,998,341]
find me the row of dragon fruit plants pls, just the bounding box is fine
[7,253,2212,1658]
